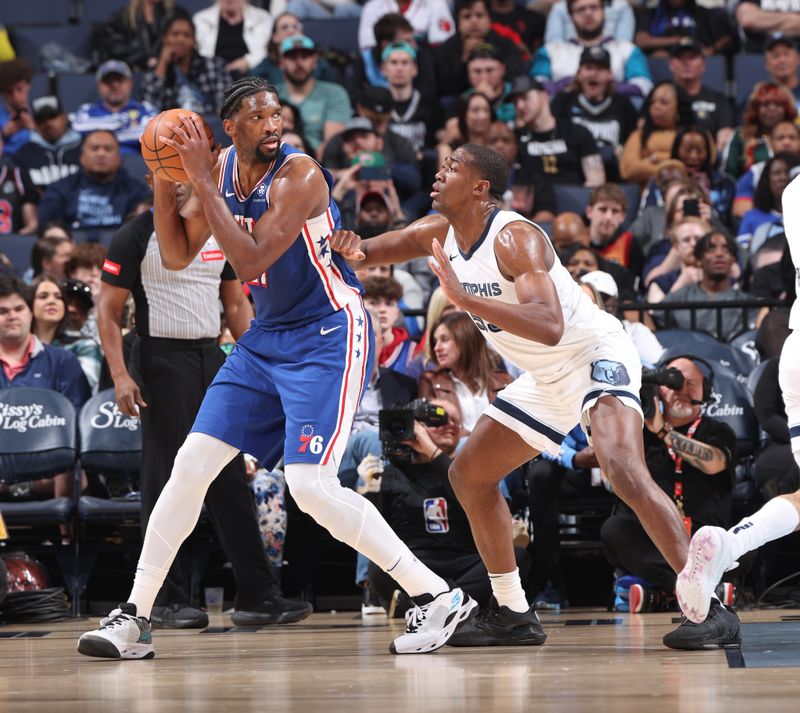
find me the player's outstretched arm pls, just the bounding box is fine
[328,213,450,268]
[429,222,564,346]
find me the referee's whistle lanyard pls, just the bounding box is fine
[667,416,702,537]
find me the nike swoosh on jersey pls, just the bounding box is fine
[225,190,235,197]
[449,254,459,261]
[320,325,342,335]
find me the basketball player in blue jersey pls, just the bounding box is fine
[77,77,477,660]
[330,143,741,650]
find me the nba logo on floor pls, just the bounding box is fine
[424,498,449,533]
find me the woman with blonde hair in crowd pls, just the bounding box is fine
[419,311,512,435]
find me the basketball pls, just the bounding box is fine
[140,109,215,182]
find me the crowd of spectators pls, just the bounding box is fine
[1,0,800,613]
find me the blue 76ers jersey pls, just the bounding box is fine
[217,142,362,329]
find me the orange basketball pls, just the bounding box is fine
[140,109,215,182]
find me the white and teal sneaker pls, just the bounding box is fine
[78,603,155,659]
[389,587,477,655]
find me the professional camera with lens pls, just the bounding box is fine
[640,366,685,420]
[378,399,448,464]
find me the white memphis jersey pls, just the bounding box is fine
[444,209,626,383]
[782,173,800,330]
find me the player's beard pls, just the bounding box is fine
[255,143,279,163]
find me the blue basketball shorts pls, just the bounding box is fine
[191,299,374,470]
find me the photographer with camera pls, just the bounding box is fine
[600,356,737,613]
[367,397,530,613]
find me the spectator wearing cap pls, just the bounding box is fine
[90,0,189,72]
[72,60,158,155]
[329,119,413,227]
[193,0,273,75]
[580,270,665,365]
[633,0,735,58]
[141,14,232,114]
[489,0,545,54]
[668,37,735,152]
[510,75,605,188]
[323,88,421,205]
[358,0,455,51]
[764,33,800,111]
[736,0,800,54]
[276,34,352,155]
[532,0,652,99]
[13,96,82,193]
[551,46,637,182]
[544,0,634,44]
[380,41,440,154]
[0,58,34,156]
[252,12,342,86]
[0,131,38,235]
[434,0,528,98]
[38,130,151,231]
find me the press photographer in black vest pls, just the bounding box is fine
[601,356,737,605]
[366,398,530,612]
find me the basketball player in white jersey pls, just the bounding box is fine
[676,171,800,630]
[330,144,740,648]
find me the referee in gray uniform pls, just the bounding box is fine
[98,200,311,628]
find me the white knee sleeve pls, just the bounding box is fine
[285,463,407,572]
[130,433,239,618]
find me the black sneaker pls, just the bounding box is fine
[230,596,312,626]
[446,597,547,647]
[662,599,741,650]
[150,603,209,629]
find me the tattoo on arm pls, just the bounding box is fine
[667,432,717,468]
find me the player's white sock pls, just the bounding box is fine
[285,463,449,598]
[489,569,529,613]
[726,496,800,563]
[386,553,448,599]
[129,433,238,619]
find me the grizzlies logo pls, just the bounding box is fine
[590,360,631,386]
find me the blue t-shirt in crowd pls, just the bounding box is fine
[71,100,158,155]
[0,102,31,156]
[38,169,152,229]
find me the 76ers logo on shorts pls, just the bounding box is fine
[297,424,324,455]
[424,498,449,533]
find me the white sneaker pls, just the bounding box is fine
[77,603,155,659]
[389,587,477,655]
[676,527,738,624]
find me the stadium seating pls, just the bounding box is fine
[647,55,726,91]
[11,25,92,72]
[304,18,360,54]
[0,234,35,277]
[734,54,771,109]
[658,331,756,380]
[58,72,99,113]
[3,1,71,27]
[0,387,77,528]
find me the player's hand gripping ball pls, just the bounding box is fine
[141,109,215,182]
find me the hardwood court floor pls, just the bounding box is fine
[3,608,800,713]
